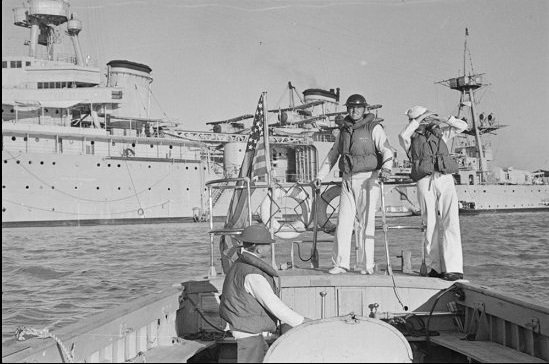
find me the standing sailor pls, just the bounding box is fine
[219,224,309,363]
[399,106,467,281]
[314,94,393,275]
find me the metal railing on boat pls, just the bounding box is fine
[204,177,426,277]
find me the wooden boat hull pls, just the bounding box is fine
[3,270,548,363]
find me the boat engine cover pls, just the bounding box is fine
[264,315,413,363]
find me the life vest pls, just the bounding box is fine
[409,123,459,182]
[337,113,383,176]
[219,252,279,334]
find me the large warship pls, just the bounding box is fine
[3,1,547,228]
[0,0,348,227]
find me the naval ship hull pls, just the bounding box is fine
[379,183,549,215]
[1,124,236,228]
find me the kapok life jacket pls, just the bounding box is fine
[337,113,383,176]
[219,252,279,334]
[409,123,459,182]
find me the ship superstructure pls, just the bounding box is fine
[2,0,222,227]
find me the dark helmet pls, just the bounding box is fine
[344,94,367,107]
[238,224,275,245]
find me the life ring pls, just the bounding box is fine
[123,148,135,157]
[260,185,312,239]
[137,208,145,217]
[316,185,340,235]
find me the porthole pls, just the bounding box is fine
[96,187,100,190]
[51,186,55,189]
[112,141,116,146]
[117,164,121,168]
[16,160,20,164]
[97,163,101,167]
[91,141,95,145]
[28,161,32,164]
[40,161,44,165]
[150,144,154,148]
[74,186,78,189]
[132,143,136,147]
[23,137,27,141]
[169,145,173,149]
[52,162,56,165]
[25,186,29,189]
[108,164,111,167]
[11,136,16,141]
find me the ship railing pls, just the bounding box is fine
[205,177,424,275]
[289,180,425,273]
[205,177,254,277]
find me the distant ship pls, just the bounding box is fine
[385,29,549,214]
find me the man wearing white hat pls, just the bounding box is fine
[399,106,467,281]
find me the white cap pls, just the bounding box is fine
[405,106,436,121]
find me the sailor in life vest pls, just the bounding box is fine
[399,106,468,281]
[219,224,311,363]
[314,94,394,275]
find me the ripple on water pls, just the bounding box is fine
[2,215,549,342]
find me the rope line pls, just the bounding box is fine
[14,326,78,363]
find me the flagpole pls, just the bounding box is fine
[261,92,277,269]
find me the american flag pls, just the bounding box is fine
[224,94,268,228]
[220,94,269,273]
[245,95,268,180]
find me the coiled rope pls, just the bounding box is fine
[14,326,79,363]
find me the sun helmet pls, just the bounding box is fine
[238,224,275,245]
[344,94,368,107]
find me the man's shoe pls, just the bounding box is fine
[328,267,347,275]
[428,269,443,278]
[360,268,375,275]
[442,272,464,281]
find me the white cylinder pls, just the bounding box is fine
[223,142,246,177]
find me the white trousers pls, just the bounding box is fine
[417,173,463,274]
[332,171,379,271]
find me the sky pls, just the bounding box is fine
[3,0,548,171]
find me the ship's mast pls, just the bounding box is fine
[437,28,488,183]
[14,0,84,65]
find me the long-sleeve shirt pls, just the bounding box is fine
[230,252,304,339]
[398,116,468,154]
[317,124,394,181]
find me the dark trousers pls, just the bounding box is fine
[236,334,268,363]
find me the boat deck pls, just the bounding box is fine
[3,266,548,363]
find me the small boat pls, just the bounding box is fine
[3,99,548,364]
